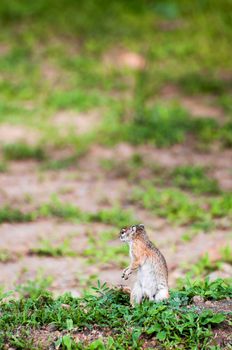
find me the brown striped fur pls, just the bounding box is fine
[120,224,169,305]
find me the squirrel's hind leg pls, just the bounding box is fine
[154,288,169,302]
[130,282,143,306]
[143,288,156,302]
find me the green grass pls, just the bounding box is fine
[1,189,231,231]
[0,197,134,228]
[171,165,221,194]
[2,142,46,161]
[0,278,231,349]
[132,184,232,230]
[0,161,7,172]
[220,245,232,264]
[39,198,85,221]
[29,227,128,268]
[101,101,232,149]
[47,89,108,112]
[0,249,14,263]
[123,104,191,147]
[149,163,221,195]
[185,254,219,278]
[100,153,144,179]
[101,103,192,147]
[30,238,76,257]
[39,197,134,227]
[40,155,79,171]
[0,206,35,224]
[178,278,232,300]
[89,206,134,227]
[210,193,232,218]
[219,94,232,115]
[219,121,232,147]
[184,250,232,279]
[0,0,230,150]
[15,275,53,299]
[100,157,222,196]
[178,72,231,95]
[181,229,199,243]
[83,230,128,267]
[1,188,230,234]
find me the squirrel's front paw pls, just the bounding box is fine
[122,268,131,280]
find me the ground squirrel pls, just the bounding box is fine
[120,224,169,305]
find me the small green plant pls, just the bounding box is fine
[100,153,144,180]
[55,336,106,350]
[89,206,134,227]
[6,334,37,350]
[0,196,134,227]
[31,238,76,257]
[181,229,199,242]
[78,273,98,289]
[100,158,117,171]
[219,94,232,115]
[3,142,46,161]
[0,206,35,223]
[178,72,228,95]
[39,197,85,221]
[102,99,232,148]
[40,143,89,170]
[209,193,232,218]
[184,249,232,280]
[39,196,134,227]
[192,118,219,145]
[47,89,106,112]
[132,184,231,229]
[129,153,144,167]
[178,278,232,300]
[171,165,220,194]
[41,155,78,171]
[124,103,191,147]
[83,230,128,267]
[220,245,232,264]
[0,249,14,262]
[185,253,218,278]
[0,279,230,349]
[55,335,76,350]
[219,121,232,147]
[132,185,210,226]
[0,161,7,172]
[1,191,230,230]
[15,275,53,299]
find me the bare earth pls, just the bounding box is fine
[0,104,232,295]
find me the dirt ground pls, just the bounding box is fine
[0,101,232,296]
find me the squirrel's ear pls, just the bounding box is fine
[138,224,145,229]
[131,225,137,234]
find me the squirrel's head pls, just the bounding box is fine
[120,224,145,242]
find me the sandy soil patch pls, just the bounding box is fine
[160,85,225,121]
[53,110,101,135]
[0,124,40,145]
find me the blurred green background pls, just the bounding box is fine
[0,0,231,148]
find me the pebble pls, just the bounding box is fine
[192,295,204,304]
